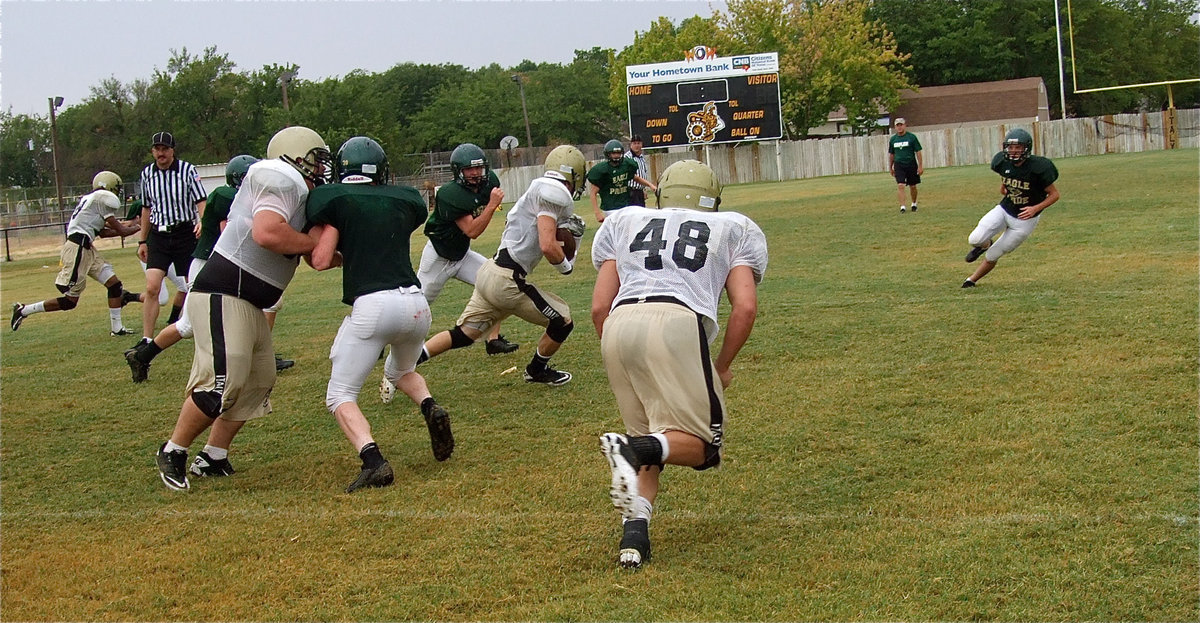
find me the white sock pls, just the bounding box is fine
[164,440,188,454]
[23,302,44,316]
[911,202,917,207]
[625,496,654,522]
[900,205,906,210]
[109,308,123,331]
[203,445,228,460]
[650,433,670,462]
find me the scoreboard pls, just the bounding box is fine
[626,52,782,149]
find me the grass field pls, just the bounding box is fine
[1,149,1196,621]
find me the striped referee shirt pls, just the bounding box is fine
[625,149,648,190]
[139,158,206,227]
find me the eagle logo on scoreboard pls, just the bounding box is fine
[685,101,725,144]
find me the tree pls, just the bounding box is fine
[0,111,52,187]
[607,15,728,111]
[867,0,1200,118]
[718,0,913,136]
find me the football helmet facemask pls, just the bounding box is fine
[92,171,123,197]
[336,137,390,184]
[450,143,489,190]
[655,159,721,212]
[1003,128,1033,162]
[604,139,625,165]
[544,145,587,200]
[267,126,333,185]
[225,155,259,189]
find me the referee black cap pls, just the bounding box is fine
[151,131,176,148]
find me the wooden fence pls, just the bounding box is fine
[494,108,1200,198]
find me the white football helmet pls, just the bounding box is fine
[267,126,333,185]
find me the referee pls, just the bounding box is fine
[136,131,207,344]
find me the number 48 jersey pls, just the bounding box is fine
[591,206,768,338]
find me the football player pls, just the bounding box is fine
[307,136,455,493]
[962,128,1060,287]
[11,171,144,335]
[412,145,587,386]
[154,126,330,492]
[415,143,517,355]
[592,159,768,569]
[587,139,656,224]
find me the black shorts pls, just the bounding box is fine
[146,226,197,276]
[628,188,647,207]
[893,161,921,186]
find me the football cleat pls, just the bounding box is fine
[961,280,976,288]
[120,290,142,307]
[524,365,571,386]
[156,443,190,491]
[190,451,235,477]
[599,433,640,519]
[275,355,295,372]
[111,327,135,337]
[345,461,394,493]
[899,206,906,213]
[485,335,519,355]
[910,204,917,212]
[965,246,986,263]
[618,518,651,569]
[423,403,455,462]
[124,344,150,383]
[379,375,396,404]
[10,303,25,331]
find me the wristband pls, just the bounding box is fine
[138,240,147,245]
[553,257,573,275]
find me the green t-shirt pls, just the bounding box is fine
[194,185,235,260]
[424,170,501,261]
[125,198,142,221]
[586,157,640,211]
[888,132,922,165]
[306,183,427,305]
[991,152,1059,217]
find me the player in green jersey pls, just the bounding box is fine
[587,139,656,224]
[307,137,455,493]
[962,128,1060,288]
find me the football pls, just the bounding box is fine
[556,227,577,261]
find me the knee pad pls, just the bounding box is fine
[106,281,124,299]
[693,442,722,471]
[191,390,223,419]
[448,326,476,350]
[546,318,574,344]
[55,297,77,311]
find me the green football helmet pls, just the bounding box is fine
[656,159,721,212]
[336,136,389,184]
[544,145,587,199]
[267,126,333,185]
[604,139,625,165]
[225,155,258,189]
[450,143,489,190]
[91,171,123,197]
[1003,128,1033,162]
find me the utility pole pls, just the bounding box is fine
[512,75,533,149]
[48,96,65,234]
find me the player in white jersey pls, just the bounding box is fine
[591,160,768,569]
[11,171,144,335]
[408,145,587,387]
[154,126,331,492]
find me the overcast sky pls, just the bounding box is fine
[1,0,725,118]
